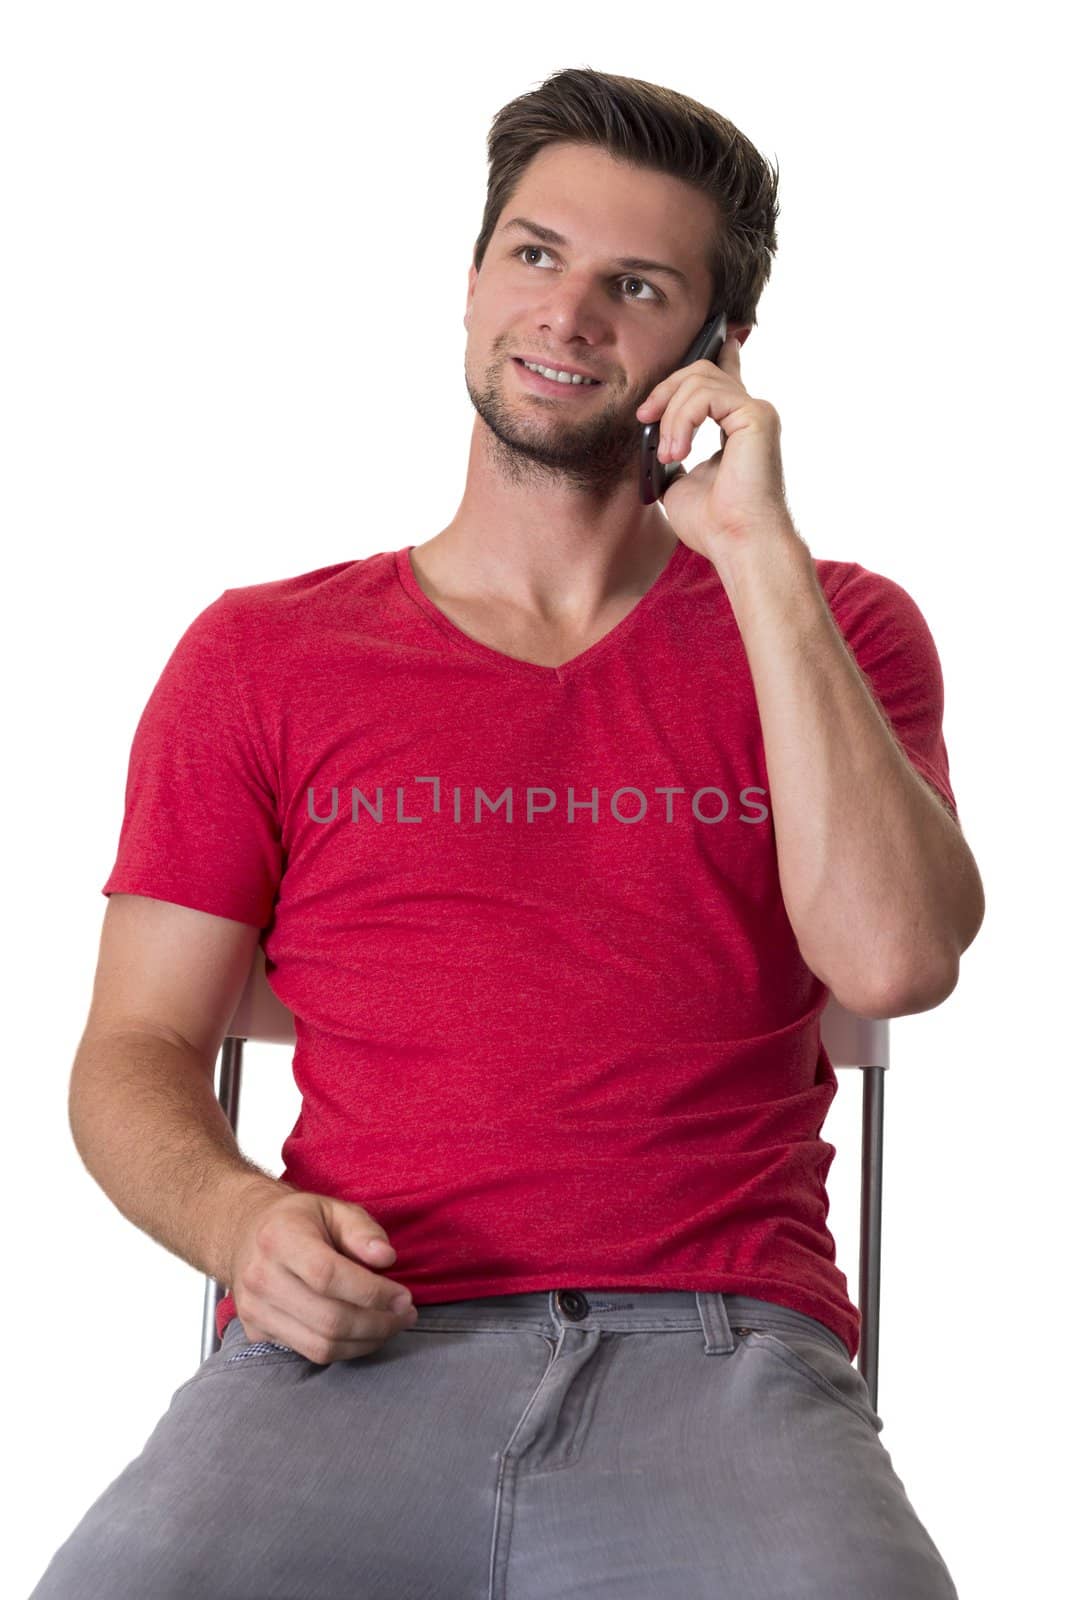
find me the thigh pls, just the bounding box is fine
[502,1308,959,1600]
[27,1316,533,1600]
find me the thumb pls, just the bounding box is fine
[327,1197,396,1264]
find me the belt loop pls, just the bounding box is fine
[696,1292,734,1353]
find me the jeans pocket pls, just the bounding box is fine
[225,1340,304,1365]
[222,1319,305,1366]
[732,1318,883,1433]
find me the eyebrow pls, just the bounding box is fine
[500,216,691,291]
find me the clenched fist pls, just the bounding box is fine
[228,1188,419,1364]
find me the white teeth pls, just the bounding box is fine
[521,359,597,386]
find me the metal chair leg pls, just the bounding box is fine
[200,1036,245,1364]
[859,1064,885,1412]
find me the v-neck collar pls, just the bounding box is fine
[393,538,693,681]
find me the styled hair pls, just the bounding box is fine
[473,67,781,329]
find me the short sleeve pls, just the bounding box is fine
[826,563,960,823]
[101,593,283,927]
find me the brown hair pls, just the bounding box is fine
[472,67,781,329]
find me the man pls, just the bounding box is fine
[33,68,978,1599]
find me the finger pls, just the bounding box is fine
[656,372,712,458]
[638,351,719,421]
[298,1230,411,1314]
[717,333,742,378]
[660,383,718,460]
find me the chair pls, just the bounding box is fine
[203,948,889,1410]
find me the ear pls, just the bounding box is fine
[464,262,478,331]
[728,325,752,349]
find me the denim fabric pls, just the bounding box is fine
[28,1290,958,1598]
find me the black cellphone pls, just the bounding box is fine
[639,308,728,504]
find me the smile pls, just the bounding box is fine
[513,358,604,396]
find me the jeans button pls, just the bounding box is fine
[557,1290,589,1320]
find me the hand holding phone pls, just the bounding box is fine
[639,309,728,504]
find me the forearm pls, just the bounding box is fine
[718,527,984,1015]
[68,1030,296,1286]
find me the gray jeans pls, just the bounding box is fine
[29,1290,959,1598]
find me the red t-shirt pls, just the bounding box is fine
[101,541,958,1357]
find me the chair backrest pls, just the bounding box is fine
[206,946,889,1407]
[225,944,296,1043]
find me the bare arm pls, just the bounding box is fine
[69,1028,294,1286]
[68,893,294,1287]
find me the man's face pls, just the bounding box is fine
[463,142,718,499]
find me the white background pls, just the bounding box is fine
[6,3,1061,1594]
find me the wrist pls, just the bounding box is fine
[219,1173,298,1287]
[711,518,812,610]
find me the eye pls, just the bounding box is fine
[514,245,660,302]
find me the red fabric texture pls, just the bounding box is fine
[101,542,957,1358]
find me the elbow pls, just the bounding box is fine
[872,874,983,1018]
[831,956,960,1021]
[882,960,960,1018]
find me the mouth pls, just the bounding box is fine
[512,357,605,397]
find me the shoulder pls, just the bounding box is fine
[217,549,396,644]
[812,555,911,609]
[811,556,942,648]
